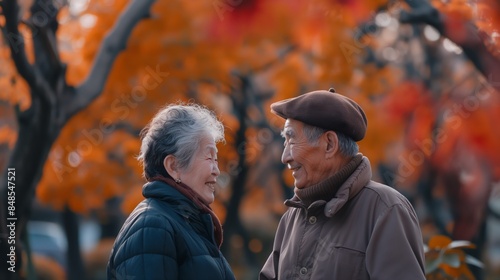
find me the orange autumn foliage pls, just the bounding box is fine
[0,0,498,225]
[425,235,481,279]
[33,0,397,214]
[383,82,427,121]
[0,126,17,149]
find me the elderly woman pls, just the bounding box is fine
[107,103,235,280]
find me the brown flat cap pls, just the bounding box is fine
[271,88,367,141]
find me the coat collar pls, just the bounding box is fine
[142,180,223,247]
[285,156,372,217]
[142,180,201,219]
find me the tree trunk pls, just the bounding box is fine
[0,0,158,278]
[63,206,85,280]
[0,93,61,279]
[222,76,258,266]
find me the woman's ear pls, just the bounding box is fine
[324,131,339,159]
[163,155,178,178]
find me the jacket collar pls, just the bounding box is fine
[142,180,201,219]
[285,156,372,217]
[142,180,223,247]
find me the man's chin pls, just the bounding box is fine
[294,182,306,189]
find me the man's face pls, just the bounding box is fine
[281,119,331,189]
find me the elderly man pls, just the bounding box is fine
[260,89,426,279]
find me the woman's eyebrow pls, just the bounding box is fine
[205,145,218,154]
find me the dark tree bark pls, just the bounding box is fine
[63,206,85,280]
[0,0,157,278]
[221,75,257,266]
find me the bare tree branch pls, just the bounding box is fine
[26,0,63,127]
[30,0,61,73]
[1,0,36,88]
[66,0,157,120]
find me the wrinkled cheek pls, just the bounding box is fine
[289,146,308,159]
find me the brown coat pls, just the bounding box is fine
[260,157,426,280]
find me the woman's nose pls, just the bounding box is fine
[213,163,220,177]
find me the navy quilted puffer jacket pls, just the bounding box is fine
[107,181,235,280]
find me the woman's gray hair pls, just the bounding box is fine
[138,103,225,180]
[302,124,359,157]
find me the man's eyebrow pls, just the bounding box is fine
[281,128,294,138]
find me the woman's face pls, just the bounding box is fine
[179,134,220,204]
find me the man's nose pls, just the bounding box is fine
[281,144,291,164]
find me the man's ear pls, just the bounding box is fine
[163,155,179,178]
[324,131,339,159]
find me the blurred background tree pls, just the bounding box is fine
[1,0,499,279]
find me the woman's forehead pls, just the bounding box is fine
[199,136,218,152]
